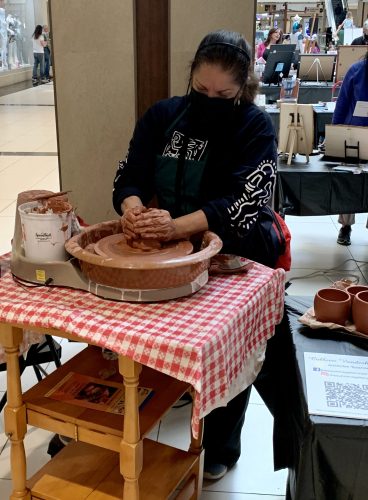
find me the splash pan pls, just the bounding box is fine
[65,221,222,300]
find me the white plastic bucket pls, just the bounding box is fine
[18,201,72,262]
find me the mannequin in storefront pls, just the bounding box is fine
[14,15,24,66]
[7,13,18,69]
[0,1,7,70]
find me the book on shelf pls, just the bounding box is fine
[45,372,153,415]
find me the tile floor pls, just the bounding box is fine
[0,83,367,499]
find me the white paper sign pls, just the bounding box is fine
[304,352,368,420]
[353,101,368,118]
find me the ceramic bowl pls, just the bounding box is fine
[352,290,368,336]
[314,288,351,326]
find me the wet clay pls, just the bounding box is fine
[129,238,162,251]
[94,233,193,264]
[33,197,72,214]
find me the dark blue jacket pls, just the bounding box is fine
[113,96,277,254]
[332,59,368,126]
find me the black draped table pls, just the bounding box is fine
[267,105,333,147]
[276,296,368,500]
[276,155,368,216]
[259,82,334,104]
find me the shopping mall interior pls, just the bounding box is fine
[0,1,368,499]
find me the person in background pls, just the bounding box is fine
[291,14,302,35]
[32,24,47,84]
[42,24,52,81]
[327,41,337,54]
[290,23,304,54]
[351,19,368,46]
[310,34,320,54]
[113,30,285,480]
[335,10,354,38]
[333,52,368,245]
[256,28,283,59]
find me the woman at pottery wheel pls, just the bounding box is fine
[113,30,285,480]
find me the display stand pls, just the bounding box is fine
[287,113,309,165]
[301,57,328,84]
[325,124,368,164]
[278,103,314,165]
[279,77,300,102]
[336,45,368,81]
[344,140,361,165]
[280,105,309,165]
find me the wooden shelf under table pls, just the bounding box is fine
[28,439,200,499]
[23,345,191,452]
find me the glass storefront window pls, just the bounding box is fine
[0,0,36,72]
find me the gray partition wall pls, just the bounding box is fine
[170,0,256,97]
[49,0,136,224]
[50,0,256,223]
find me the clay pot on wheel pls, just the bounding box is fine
[314,288,351,326]
[352,290,368,336]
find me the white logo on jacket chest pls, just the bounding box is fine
[162,131,208,161]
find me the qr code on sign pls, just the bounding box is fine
[324,382,368,410]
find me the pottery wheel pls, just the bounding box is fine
[94,234,193,264]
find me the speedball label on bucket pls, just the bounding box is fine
[35,232,52,242]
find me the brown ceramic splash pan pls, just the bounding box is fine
[65,221,222,290]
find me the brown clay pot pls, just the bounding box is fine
[345,285,368,321]
[352,290,368,336]
[314,288,351,326]
[346,285,368,297]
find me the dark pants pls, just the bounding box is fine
[44,47,51,78]
[203,310,290,468]
[32,53,44,80]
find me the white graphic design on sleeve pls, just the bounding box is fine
[227,160,276,232]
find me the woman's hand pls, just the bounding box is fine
[121,205,147,240]
[134,209,177,242]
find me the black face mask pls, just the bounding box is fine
[189,88,238,125]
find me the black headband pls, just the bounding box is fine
[199,42,250,61]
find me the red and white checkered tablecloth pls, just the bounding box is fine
[0,252,285,437]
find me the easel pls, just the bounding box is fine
[284,110,309,165]
[343,140,362,166]
[301,56,328,84]
[325,125,368,165]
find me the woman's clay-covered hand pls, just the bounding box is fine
[121,205,147,240]
[134,208,177,242]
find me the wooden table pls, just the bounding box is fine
[0,257,284,499]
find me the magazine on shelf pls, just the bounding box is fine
[45,372,153,415]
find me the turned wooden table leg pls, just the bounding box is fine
[188,405,204,500]
[119,356,143,500]
[0,324,30,500]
